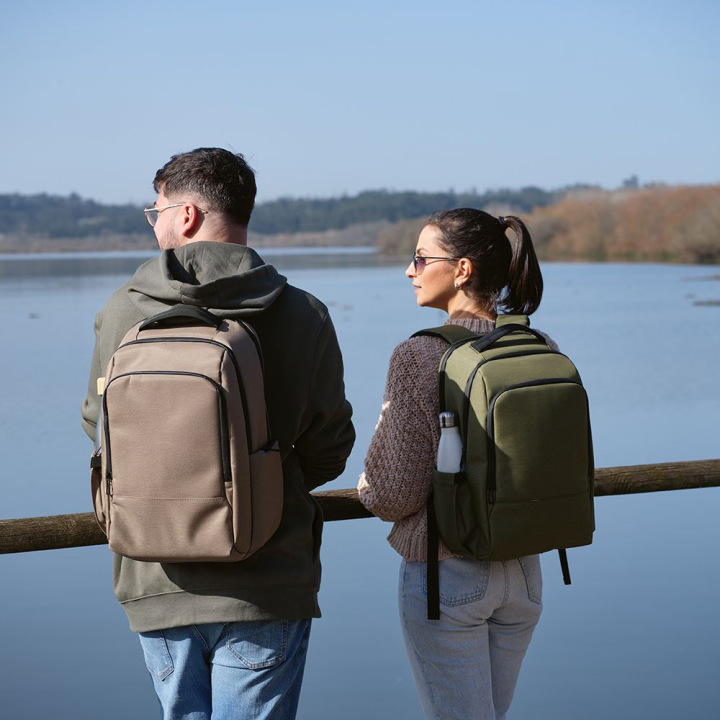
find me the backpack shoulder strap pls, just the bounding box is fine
[427,499,441,620]
[414,325,479,415]
[414,324,480,621]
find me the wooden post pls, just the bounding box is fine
[0,459,718,556]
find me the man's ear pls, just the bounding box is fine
[179,203,202,237]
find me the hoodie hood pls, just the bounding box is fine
[126,242,287,319]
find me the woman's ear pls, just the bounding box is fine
[454,257,473,287]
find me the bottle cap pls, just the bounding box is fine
[439,411,457,428]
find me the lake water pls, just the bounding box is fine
[0,250,719,719]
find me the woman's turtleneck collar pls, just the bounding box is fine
[445,315,495,335]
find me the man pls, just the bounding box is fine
[81,148,355,719]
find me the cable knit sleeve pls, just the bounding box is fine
[358,335,445,522]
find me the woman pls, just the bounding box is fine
[358,208,549,720]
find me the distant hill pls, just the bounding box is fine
[249,187,560,234]
[2,184,718,263]
[375,184,720,264]
[0,186,562,253]
[527,184,720,263]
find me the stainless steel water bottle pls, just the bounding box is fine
[437,411,463,473]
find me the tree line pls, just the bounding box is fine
[250,187,560,233]
[528,184,720,264]
[377,185,720,265]
[1,184,718,263]
[0,186,561,240]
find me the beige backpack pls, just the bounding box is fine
[90,305,283,562]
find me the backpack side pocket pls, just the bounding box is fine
[90,449,108,534]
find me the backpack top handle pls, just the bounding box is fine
[471,324,548,353]
[139,305,223,332]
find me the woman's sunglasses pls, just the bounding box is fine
[411,254,460,276]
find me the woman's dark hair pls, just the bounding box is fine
[153,148,257,227]
[426,208,543,315]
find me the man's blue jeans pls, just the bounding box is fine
[138,619,312,720]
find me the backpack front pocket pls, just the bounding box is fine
[103,371,235,561]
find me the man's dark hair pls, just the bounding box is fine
[153,148,257,227]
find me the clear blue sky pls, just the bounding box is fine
[1,0,718,205]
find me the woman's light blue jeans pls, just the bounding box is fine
[138,619,311,720]
[399,556,542,720]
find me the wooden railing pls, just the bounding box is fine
[1,459,719,555]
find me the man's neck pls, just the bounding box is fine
[182,226,248,247]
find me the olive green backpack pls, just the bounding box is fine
[414,315,595,619]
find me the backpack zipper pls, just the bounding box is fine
[459,346,576,503]
[102,370,231,490]
[118,336,253,453]
[484,377,586,503]
[461,349,557,439]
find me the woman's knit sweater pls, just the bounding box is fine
[358,316,495,562]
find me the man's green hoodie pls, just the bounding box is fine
[82,242,355,632]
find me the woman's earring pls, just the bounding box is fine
[454,283,461,291]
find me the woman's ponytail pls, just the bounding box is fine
[427,208,543,316]
[501,215,543,315]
